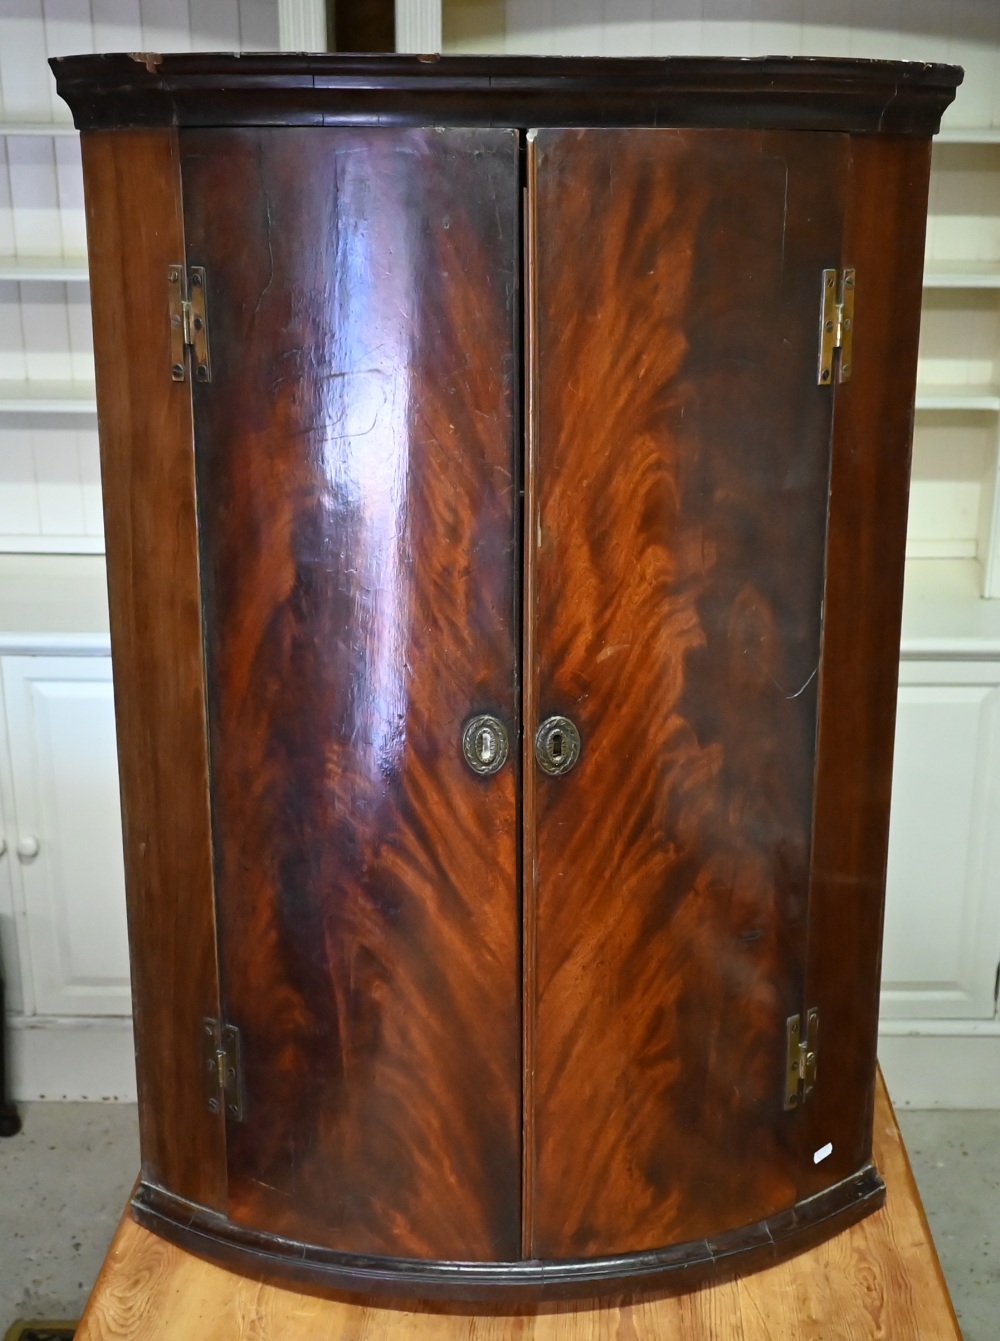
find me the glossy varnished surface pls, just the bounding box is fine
[52,53,961,136]
[64,60,947,1297]
[797,135,934,1198]
[90,1077,956,1335]
[526,128,846,1259]
[81,129,225,1210]
[131,1161,882,1299]
[181,127,521,1261]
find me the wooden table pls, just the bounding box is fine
[75,1074,959,1340]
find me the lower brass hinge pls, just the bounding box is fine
[784,1007,819,1110]
[818,267,855,385]
[168,264,211,383]
[204,1017,243,1120]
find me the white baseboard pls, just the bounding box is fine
[879,1021,1000,1108]
[7,1014,136,1101]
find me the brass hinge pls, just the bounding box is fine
[818,268,855,386]
[784,1007,819,1110]
[203,1017,243,1120]
[168,265,211,384]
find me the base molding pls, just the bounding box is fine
[879,1026,1000,1108]
[133,1166,885,1302]
[7,1015,136,1101]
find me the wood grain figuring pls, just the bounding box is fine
[80,129,225,1211]
[78,1075,960,1339]
[797,135,935,1200]
[180,127,521,1261]
[526,128,847,1258]
[65,59,950,1298]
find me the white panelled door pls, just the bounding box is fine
[2,654,129,1016]
[882,659,1000,1021]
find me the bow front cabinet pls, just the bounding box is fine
[53,53,960,1300]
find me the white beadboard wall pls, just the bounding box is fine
[0,0,279,555]
[6,2,1000,560]
[445,1,997,126]
[1,1,279,123]
[444,0,1000,581]
[443,1,1000,128]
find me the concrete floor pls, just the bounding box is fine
[0,1102,139,1326]
[897,1107,1000,1341]
[0,1103,997,1338]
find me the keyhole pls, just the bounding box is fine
[535,716,580,776]
[477,728,496,765]
[463,715,508,776]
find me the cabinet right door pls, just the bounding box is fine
[524,127,848,1258]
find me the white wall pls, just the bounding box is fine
[0,1,279,556]
[0,0,279,1100]
[444,0,1000,129]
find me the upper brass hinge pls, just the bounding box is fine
[204,1017,243,1120]
[784,1007,819,1110]
[818,267,855,386]
[168,264,211,384]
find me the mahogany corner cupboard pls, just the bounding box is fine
[54,53,961,1301]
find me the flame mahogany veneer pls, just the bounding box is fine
[54,53,960,1301]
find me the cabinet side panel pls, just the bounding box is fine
[182,127,521,1261]
[799,135,933,1196]
[81,130,225,1208]
[527,127,845,1258]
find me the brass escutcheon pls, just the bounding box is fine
[462,714,509,776]
[535,715,581,777]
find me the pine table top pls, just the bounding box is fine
[75,1070,959,1341]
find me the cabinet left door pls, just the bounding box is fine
[1,655,129,1017]
[182,126,523,1263]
